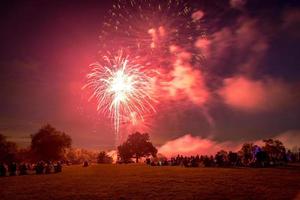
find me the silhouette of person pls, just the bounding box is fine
[83,161,89,167]
[45,162,52,174]
[0,163,6,177]
[19,163,28,175]
[54,162,62,173]
[9,162,17,176]
[36,161,45,174]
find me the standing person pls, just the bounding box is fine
[45,162,53,174]
[19,163,28,175]
[36,161,45,174]
[83,160,89,167]
[35,162,40,174]
[9,162,17,176]
[54,162,62,173]
[0,163,7,177]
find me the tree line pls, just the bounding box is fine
[105,132,300,168]
[160,139,300,168]
[1,124,299,168]
[0,124,71,164]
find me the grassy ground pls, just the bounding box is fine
[1,164,300,200]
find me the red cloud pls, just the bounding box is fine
[192,10,204,21]
[219,76,290,112]
[161,47,210,106]
[157,130,300,158]
[275,130,300,150]
[195,38,211,58]
[158,134,243,157]
[167,64,209,106]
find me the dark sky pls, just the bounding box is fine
[0,0,299,149]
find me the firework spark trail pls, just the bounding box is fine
[84,51,156,144]
[100,0,207,65]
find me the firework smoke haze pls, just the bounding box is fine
[85,0,213,144]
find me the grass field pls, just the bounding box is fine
[1,164,300,200]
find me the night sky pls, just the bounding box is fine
[0,0,299,150]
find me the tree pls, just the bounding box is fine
[64,148,98,164]
[16,148,32,163]
[215,150,228,167]
[31,124,72,161]
[255,151,269,167]
[262,139,286,163]
[97,151,113,164]
[240,143,255,166]
[118,132,157,163]
[0,134,18,164]
[64,148,78,164]
[228,151,239,166]
[117,142,133,163]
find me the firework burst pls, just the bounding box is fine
[84,51,156,144]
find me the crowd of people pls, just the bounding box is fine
[146,154,236,167]
[146,148,300,168]
[0,161,62,177]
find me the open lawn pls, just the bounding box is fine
[1,164,300,200]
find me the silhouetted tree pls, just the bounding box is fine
[203,156,213,167]
[228,151,239,166]
[117,141,133,163]
[64,148,98,164]
[97,151,113,164]
[16,148,32,163]
[0,134,18,164]
[262,139,286,164]
[255,150,269,167]
[263,139,285,157]
[118,132,157,163]
[31,124,72,161]
[215,150,228,167]
[240,143,254,166]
